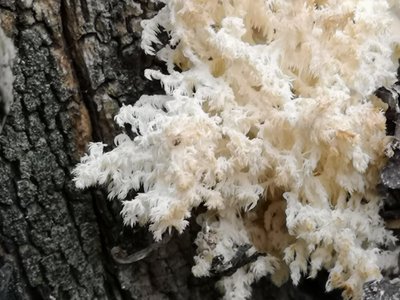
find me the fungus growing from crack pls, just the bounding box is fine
[74,1,400,299]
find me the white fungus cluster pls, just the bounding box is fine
[74,1,400,299]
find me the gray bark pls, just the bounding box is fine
[0,1,217,299]
[363,279,400,300]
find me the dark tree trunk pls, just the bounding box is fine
[0,1,219,299]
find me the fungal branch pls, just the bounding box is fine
[74,1,400,299]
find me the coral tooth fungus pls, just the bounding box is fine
[74,1,400,298]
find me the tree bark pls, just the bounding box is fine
[0,1,217,299]
[0,1,397,300]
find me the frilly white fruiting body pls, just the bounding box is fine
[74,0,400,299]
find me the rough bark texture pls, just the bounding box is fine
[0,1,215,299]
[363,279,400,300]
[0,1,397,300]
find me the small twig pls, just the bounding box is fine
[111,233,172,264]
[209,244,265,278]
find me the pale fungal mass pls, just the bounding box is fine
[0,25,15,134]
[74,1,400,299]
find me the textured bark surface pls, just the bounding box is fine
[0,1,397,300]
[0,1,216,299]
[363,279,400,300]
